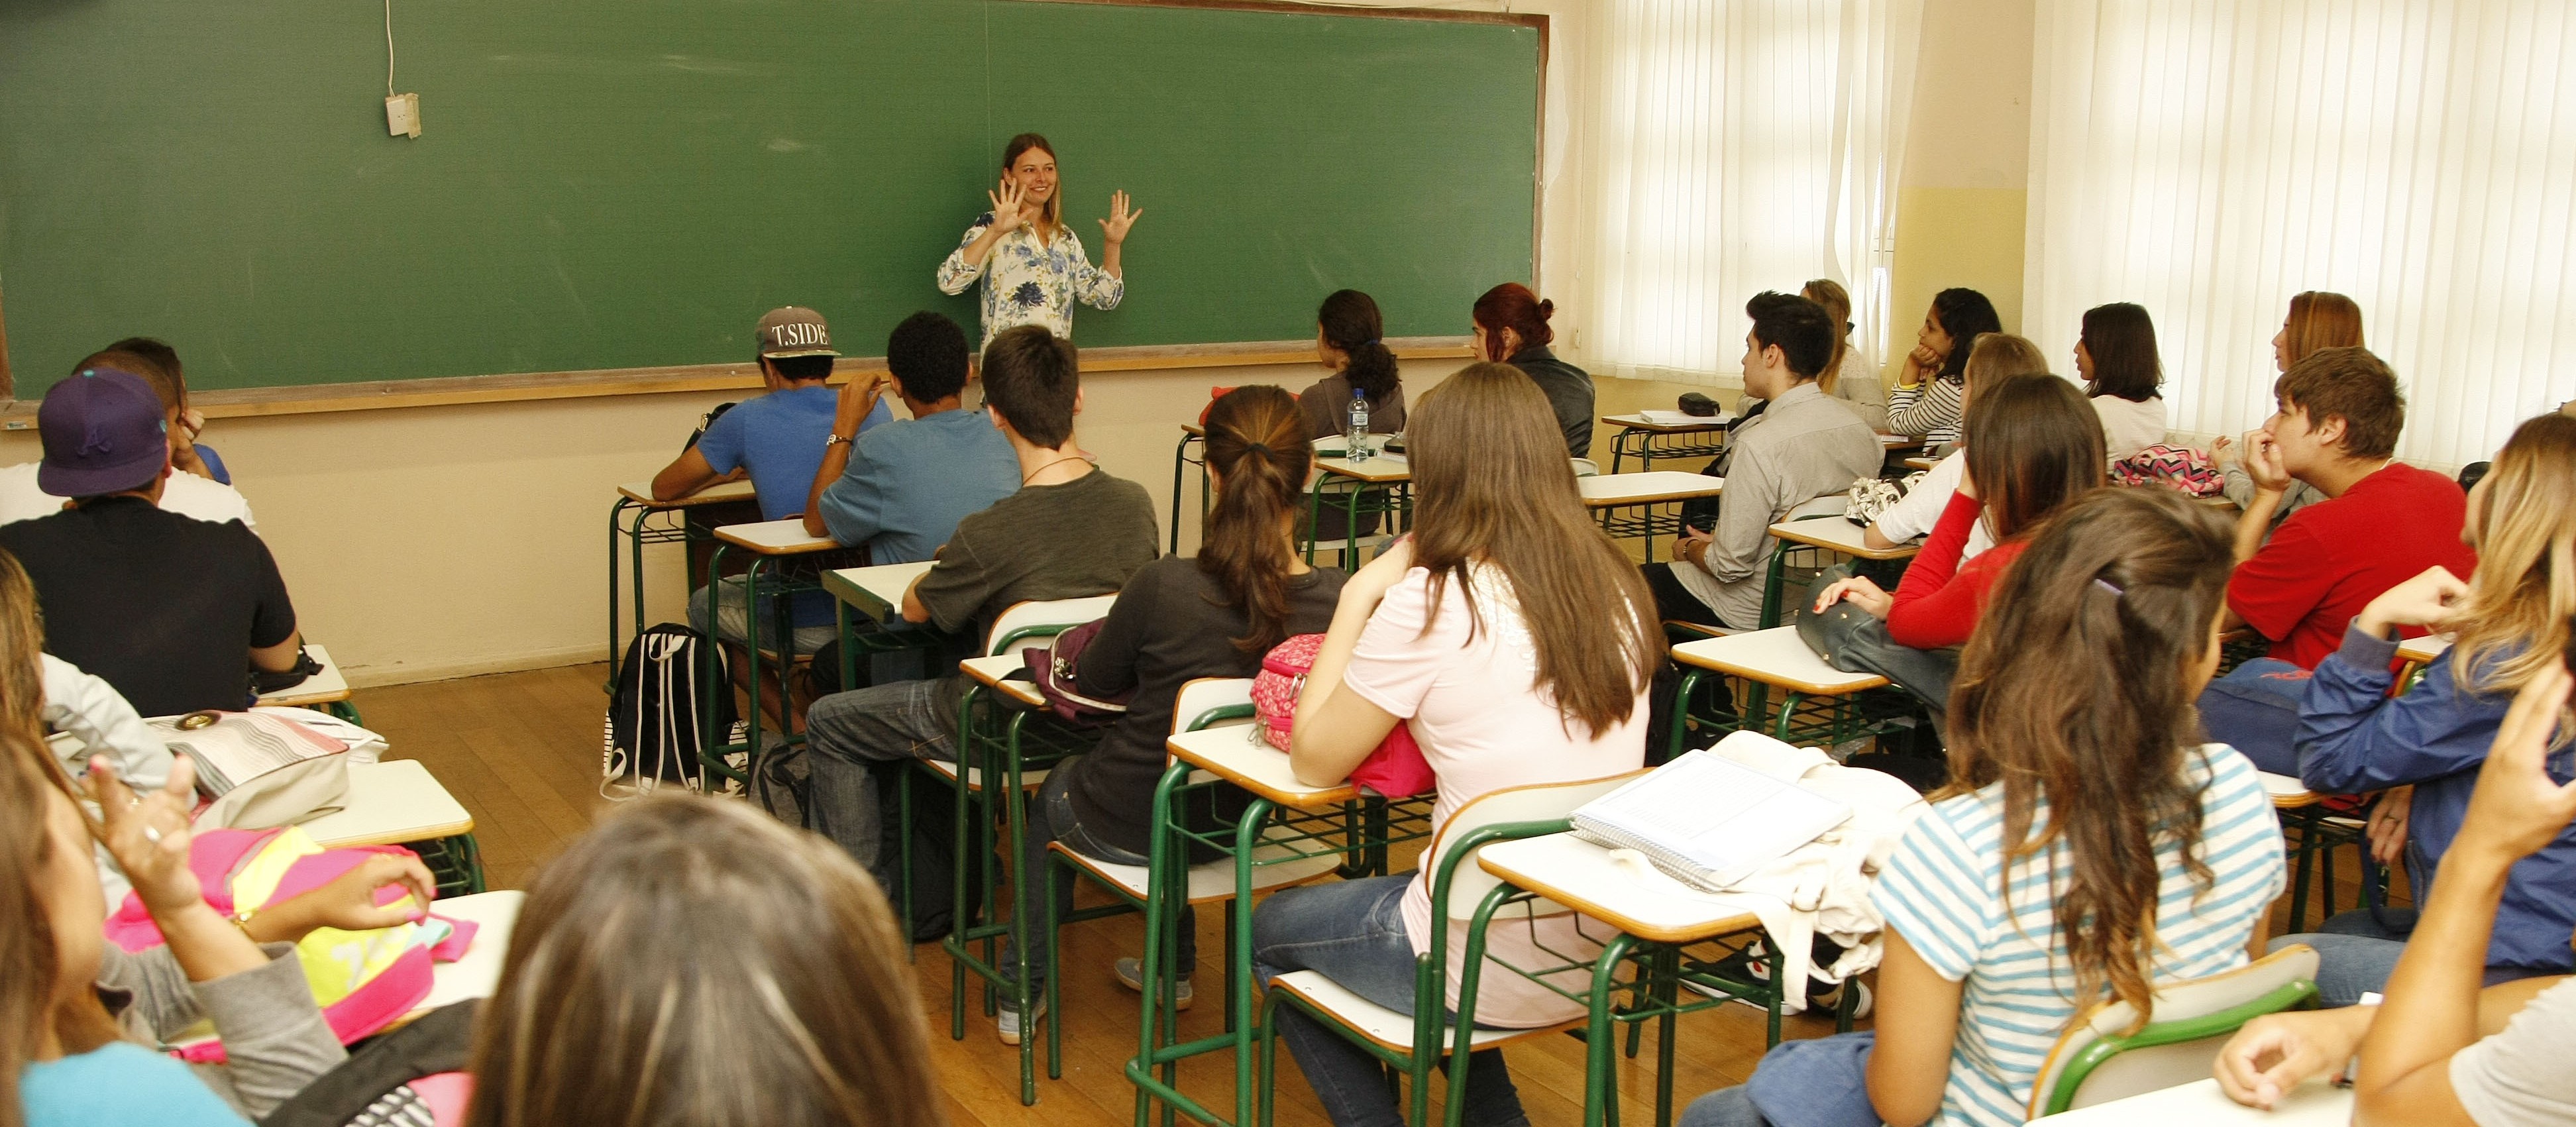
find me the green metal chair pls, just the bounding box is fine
[2027,943,2321,1118]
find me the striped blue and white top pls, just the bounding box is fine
[1872,743,2285,1127]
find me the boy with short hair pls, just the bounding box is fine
[2227,346,2476,669]
[655,305,890,654]
[105,336,228,484]
[802,325,1157,898]
[1642,292,1884,629]
[800,310,1018,562]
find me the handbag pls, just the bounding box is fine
[1019,619,1133,724]
[2110,443,2226,496]
[1250,633,1433,798]
[1842,470,1926,526]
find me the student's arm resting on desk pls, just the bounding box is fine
[1289,543,1414,788]
[2215,978,2567,1109]
[2349,666,2576,1126]
[246,532,302,672]
[905,531,997,631]
[654,404,751,503]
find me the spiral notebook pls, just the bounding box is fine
[1570,747,1851,892]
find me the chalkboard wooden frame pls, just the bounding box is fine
[0,0,1544,415]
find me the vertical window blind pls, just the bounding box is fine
[2027,0,2576,466]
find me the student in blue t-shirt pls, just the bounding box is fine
[654,305,890,655]
[800,311,1018,564]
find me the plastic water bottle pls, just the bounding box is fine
[1345,388,1373,461]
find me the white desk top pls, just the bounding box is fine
[1878,433,1923,449]
[1314,455,1413,484]
[1768,516,1922,561]
[2259,771,2321,808]
[2398,633,2453,663]
[1478,832,1762,944]
[1165,724,1358,812]
[616,478,758,508]
[823,561,935,623]
[413,890,522,1014]
[1578,471,1725,506]
[2029,1078,2349,1125]
[258,644,351,707]
[1602,411,1733,433]
[959,653,1047,708]
[1902,455,1938,472]
[1670,627,1889,695]
[299,760,474,849]
[712,517,838,555]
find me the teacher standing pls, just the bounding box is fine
[936,133,1143,347]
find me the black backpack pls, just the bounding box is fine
[602,623,737,798]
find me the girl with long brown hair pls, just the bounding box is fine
[987,385,1348,1041]
[2273,411,2576,1006]
[1261,362,1656,1127]
[465,794,943,1127]
[1688,488,2286,1127]
[2220,290,2365,523]
[934,132,1143,346]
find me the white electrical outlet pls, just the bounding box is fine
[386,93,421,138]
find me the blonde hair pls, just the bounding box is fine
[1961,333,2050,391]
[1802,278,1854,395]
[2450,413,2576,697]
[466,796,945,1127]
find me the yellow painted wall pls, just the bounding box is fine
[1886,0,2036,352]
[1891,186,2031,339]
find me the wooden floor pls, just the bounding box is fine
[363,663,2381,1127]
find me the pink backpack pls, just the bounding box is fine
[1250,633,1434,798]
[105,826,477,1061]
[2111,444,2226,496]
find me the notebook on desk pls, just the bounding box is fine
[1570,747,1850,892]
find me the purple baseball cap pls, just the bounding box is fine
[37,367,169,498]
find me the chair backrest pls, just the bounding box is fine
[1424,771,1646,923]
[1172,677,1255,734]
[2028,943,2321,1118]
[983,596,1120,656]
[1570,457,1601,478]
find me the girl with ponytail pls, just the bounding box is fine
[995,385,1348,1021]
[1299,289,1407,439]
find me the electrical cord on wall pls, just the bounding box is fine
[385,0,397,98]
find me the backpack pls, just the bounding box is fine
[602,624,738,800]
[105,826,476,1062]
[1018,619,1132,724]
[1843,470,1927,526]
[1250,633,1433,798]
[682,401,737,453]
[2110,443,2226,496]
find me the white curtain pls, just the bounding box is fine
[1581,0,1923,385]
[2027,0,2576,467]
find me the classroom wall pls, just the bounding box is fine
[1887,0,2037,358]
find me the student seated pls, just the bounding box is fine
[2074,302,2169,461]
[462,794,944,1127]
[655,305,890,656]
[1803,278,1858,403]
[1809,374,2106,724]
[801,325,1157,898]
[0,353,255,531]
[1258,362,1657,1127]
[9,742,442,1126]
[2216,290,2363,529]
[799,310,1018,562]
[0,369,301,717]
[1644,292,1882,629]
[1299,290,1407,542]
[1473,282,1593,460]
[2269,412,2576,1006]
[1885,288,2003,447]
[1860,333,2051,555]
[103,337,228,485]
[2214,665,2576,1127]
[991,386,1348,1041]
[1681,488,2285,1127]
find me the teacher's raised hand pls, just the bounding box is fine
[1099,189,1143,244]
[987,178,1030,234]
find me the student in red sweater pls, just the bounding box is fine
[1809,374,2107,721]
[2202,345,2477,773]
[2225,346,2477,669]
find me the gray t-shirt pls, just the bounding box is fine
[2451,977,2576,1126]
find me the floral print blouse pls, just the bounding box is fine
[934,213,1124,345]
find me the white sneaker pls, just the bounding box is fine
[997,996,1046,1046]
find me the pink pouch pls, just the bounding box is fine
[1250,633,1434,798]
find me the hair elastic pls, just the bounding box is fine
[2094,578,2125,598]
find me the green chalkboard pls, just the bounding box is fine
[0,0,1539,396]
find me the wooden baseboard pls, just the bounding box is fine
[342,643,607,691]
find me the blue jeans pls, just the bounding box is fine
[804,676,961,894]
[2275,908,2557,1007]
[998,757,1195,996]
[1252,875,1529,1127]
[1680,1087,1772,1127]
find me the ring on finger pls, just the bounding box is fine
[143,826,162,843]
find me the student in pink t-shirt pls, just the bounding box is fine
[1255,362,1659,1127]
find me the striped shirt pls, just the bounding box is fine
[1872,744,2284,1127]
[1886,376,1964,445]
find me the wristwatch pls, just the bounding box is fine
[823,433,855,449]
